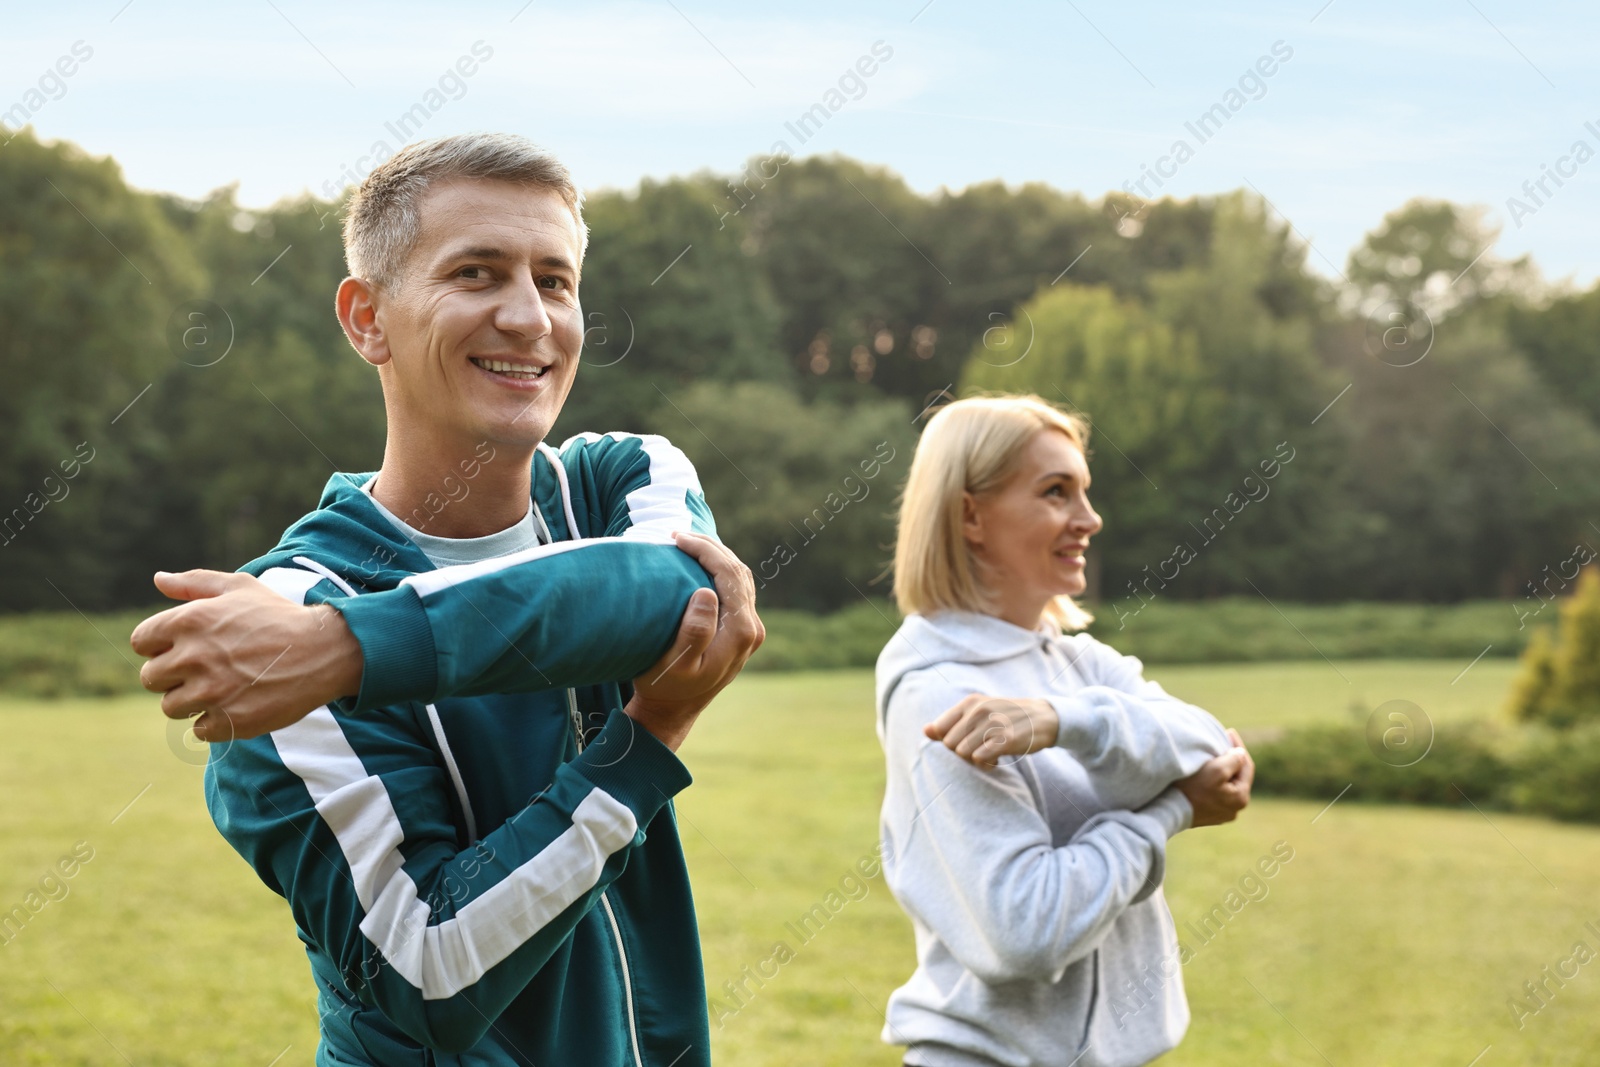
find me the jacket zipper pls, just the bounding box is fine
[600,893,645,1067]
[568,687,646,1067]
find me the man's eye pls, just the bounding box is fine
[458,266,485,279]
[538,275,566,290]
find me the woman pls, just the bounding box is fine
[876,394,1254,1067]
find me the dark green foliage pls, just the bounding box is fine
[1324,314,1600,602]
[5,130,1600,616]
[0,134,204,610]
[150,192,390,569]
[643,381,916,612]
[962,191,1600,605]
[739,156,952,402]
[551,175,791,437]
[755,596,1539,672]
[1508,286,1600,426]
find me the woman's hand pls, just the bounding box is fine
[1175,728,1255,827]
[923,694,1060,769]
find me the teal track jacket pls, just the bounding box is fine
[204,433,718,1067]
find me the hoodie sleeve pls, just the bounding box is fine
[882,672,1189,986]
[332,433,719,713]
[207,569,693,1054]
[1044,634,1232,811]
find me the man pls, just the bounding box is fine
[129,133,764,1066]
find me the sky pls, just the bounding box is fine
[4,0,1598,288]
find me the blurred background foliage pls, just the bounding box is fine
[4,128,1599,624]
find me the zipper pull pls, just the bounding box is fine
[566,688,585,752]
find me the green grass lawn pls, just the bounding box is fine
[3,661,1596,1065]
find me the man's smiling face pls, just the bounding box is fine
[373,177,584,451]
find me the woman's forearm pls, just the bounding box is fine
[1049,684,1231,808]
[888,740,1185,984]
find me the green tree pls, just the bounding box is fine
[151,191,385,569]
[1345,329,1600,598]
[0,130,203,609]
[739,155,937,401]
[8,132,1600,615]
[1328,197,1600,600]
[961,283,1223,605]
[1507,286,1600,426]
[912,179,1125,403]
[644,381,916,611]
[1345,197,1537,318]
[551,174,789,439]
[961,197,1348,604]
[1113,191,1355,600]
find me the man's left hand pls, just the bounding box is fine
[624,532,765,748]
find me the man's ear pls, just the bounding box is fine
[960,491,984,548]
[336,276,391,367]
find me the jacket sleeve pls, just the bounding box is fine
[331,434,719,712]
[1044,634,1232,811]
[882,673,1191,986]
[206,571,694,1054]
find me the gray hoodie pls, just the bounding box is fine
[874,610,1232,1067]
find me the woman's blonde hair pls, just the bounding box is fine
[892,393,1095,631]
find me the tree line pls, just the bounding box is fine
[4,128,1599,614]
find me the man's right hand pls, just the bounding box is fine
[130,570,364,742]
[1175,728,1255,827]
[623,531,765,752]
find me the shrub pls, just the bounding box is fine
[1510,723,1600,823]
[1087,597,1529,664]
[751,596,1530,675]
[0,610,148,699]
[1252,713,1600,825]
[1506,626,1559,725]
[1250,720,1513,810]
[1507,565,1600,728]
[748,599,901,672]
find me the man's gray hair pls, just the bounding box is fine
[342,132,588,291]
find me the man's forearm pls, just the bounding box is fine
[331,537,712,712]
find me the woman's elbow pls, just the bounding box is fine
[958,923,1070,984]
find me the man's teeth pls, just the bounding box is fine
[472,358,547,379]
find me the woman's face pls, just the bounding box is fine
[962,430,1103,622]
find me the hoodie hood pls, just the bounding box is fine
[874,609,1076,741]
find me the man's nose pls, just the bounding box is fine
[496,273,553,340]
